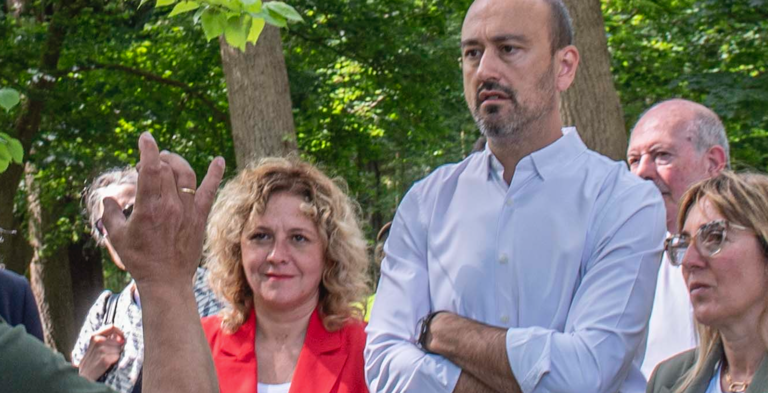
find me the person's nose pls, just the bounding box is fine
[633,155,658,181]
[476,50,503,84]
[267,237,290,264]
[681,241,706,271]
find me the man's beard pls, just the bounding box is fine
[472,62,557,139]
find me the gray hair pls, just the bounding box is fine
[687,110,731,168]
[83,166,138,244]
[631,100,731,169]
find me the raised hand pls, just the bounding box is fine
[101,132,225,288]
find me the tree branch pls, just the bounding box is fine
[60,62,231,127]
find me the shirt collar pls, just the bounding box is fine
[484,127,587,183]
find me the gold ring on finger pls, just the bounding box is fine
[179,187,196,195]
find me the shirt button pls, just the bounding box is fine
[505,198,513,207]
[498,253,508,264]
[501,315,510,324]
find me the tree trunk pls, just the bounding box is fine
[219,15,297,170]
[0,164,31,275]
[560,0,627,161]
[26,162,77,358]
[0,0,80,355]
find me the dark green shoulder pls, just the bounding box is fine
[647,349,698,393]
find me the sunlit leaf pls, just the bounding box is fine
[224,15,248,52]
[201,8,226,41]
[192,5,207,23]
[8,138,23,163]
[242,0,262,13]
[0,88,20,112]
[254,10,286,28]
[156,0,176,8]
[262,1,302,22]
[247,17,265,44]
[169,1,199,17]
[0,144,11,162]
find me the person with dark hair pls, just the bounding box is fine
[0,268,43,341]
[364,0,665,392]
[627,99,729,378]
[647,171,768,393]
[72,166,222,393]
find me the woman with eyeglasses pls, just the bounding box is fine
[201,157,371,393]
[71,166,222,393]
[647,171,768,393]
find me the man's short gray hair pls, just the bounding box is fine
[687,109,731,168]
[631,100,731,169]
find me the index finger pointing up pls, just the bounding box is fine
[136,132,163,205]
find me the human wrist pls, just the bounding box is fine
[134,278,195,305]
[418,310,449,354]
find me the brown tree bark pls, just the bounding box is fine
[26,161,78,358]
[219,16,298,170]
[0,0,89,356]
[560,0,627,161]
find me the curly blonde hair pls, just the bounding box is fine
[205,157,371,333]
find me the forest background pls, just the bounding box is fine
[1,0,766,356]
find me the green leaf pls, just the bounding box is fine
[156,0,176,8]
[0,88,21,112]
[201,8,226,41]
[7,138,23,163]
[224,15,249,52]
[242,0,261,13]
[247,17,265,44]
[262,1,302,22]
[169,1,199,16]
[192,5,207,23]
[138,0,152,8]
[254,10,286,28]
[0,143,10,162]
[0,158,9,173]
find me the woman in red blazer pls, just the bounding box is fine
[202,158,371,393]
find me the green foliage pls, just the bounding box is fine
[154,0,303,51]
[1,0,766,291]
[0,88,23,172]
[605,0,768,170]
[0,88,20,111]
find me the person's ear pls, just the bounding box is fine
[705,145,727,176]
[555,45,580,92]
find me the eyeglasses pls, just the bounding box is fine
[95,204,134,238]
[664,219,749,266]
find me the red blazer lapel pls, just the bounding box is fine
[205,311,258,393]
[289,309,348,393]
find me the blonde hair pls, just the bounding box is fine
[205,157,371,333]
[673,171,768,393]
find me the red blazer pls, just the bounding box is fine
[202,308,369,393]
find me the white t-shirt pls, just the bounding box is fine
[257,382,291,393]
[642,252,699,379]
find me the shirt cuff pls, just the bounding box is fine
[506,327,552,392]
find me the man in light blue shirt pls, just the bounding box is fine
[364,0,667,392]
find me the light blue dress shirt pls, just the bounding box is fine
[364,128,666,393]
